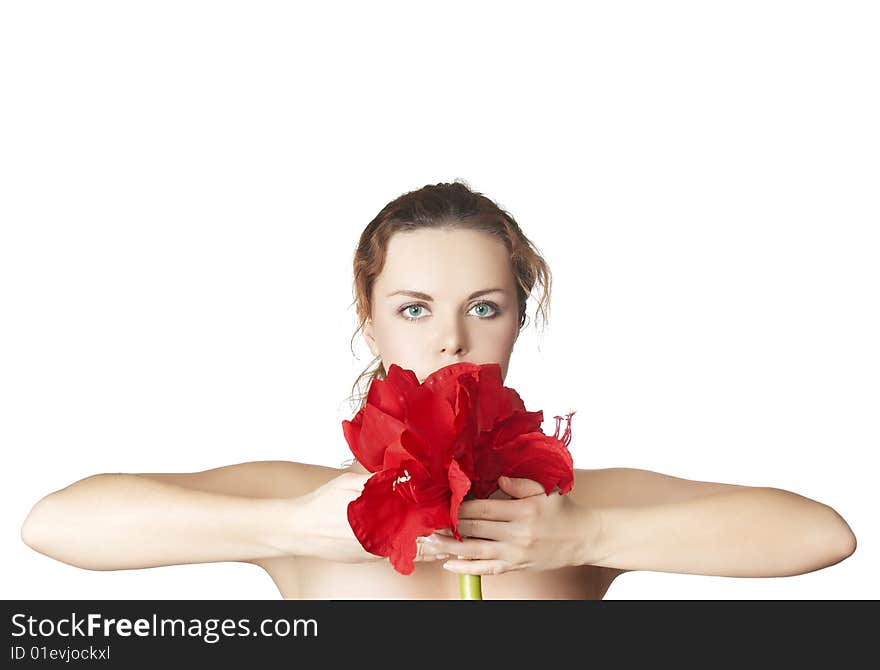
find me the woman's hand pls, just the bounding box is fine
[425,476,601,576]
[286,472,388,564]
[285,472,453,566]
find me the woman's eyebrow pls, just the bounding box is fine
[386,288,507,301]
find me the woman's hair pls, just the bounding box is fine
[345,179,554,416]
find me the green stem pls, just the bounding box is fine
[459,574,482,600]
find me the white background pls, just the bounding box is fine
[1,1,877,600]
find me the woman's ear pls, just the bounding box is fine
[363,318,379,358]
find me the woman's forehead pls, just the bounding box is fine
[379,229,513,286]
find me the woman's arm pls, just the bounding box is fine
[434,469,857,579]
[20,472,301,570]
[20,462,379,571]
[578,470,857,577]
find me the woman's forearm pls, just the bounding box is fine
[589,486,857,577]
[20,474,298,571]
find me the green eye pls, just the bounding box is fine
[397,301,501,322]
[471,301,500,318]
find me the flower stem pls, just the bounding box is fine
[459,574,482,599]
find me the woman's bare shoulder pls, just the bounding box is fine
[137,459,345,499]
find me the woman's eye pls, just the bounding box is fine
[401,304,426,320]
[471,302,498,318]
[398,302,499,322]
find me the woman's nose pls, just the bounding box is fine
[438,318,468,355]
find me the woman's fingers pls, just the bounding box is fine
[458,497,526,522]
[442,558,513,576]
[413,536,454,562]
[431,519,511,541]
[422,535,505,561]
[455,519,510,541]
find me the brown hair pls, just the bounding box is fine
[346,179,553,414]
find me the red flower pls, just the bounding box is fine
[342,361,575,575]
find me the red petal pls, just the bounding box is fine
[422,362,484,403]
[350,403,409,472]
[489,410,545,446]
[400,384,458,471]
[371,364,421,420]
[341,408,365,462]
[446,458,472,541]
[462,364,523,434]
[492,432,575,495]
[347,462,453,575]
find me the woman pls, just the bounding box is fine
[20,181,857,599]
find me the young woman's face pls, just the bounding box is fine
[363,227,521,384]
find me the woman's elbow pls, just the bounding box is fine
[836,523,857,562]
[20,495,94,569]
[821,507,857,567]
[20,495,64,559]
[21,497,50,552]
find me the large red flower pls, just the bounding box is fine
[342,361,575,575]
